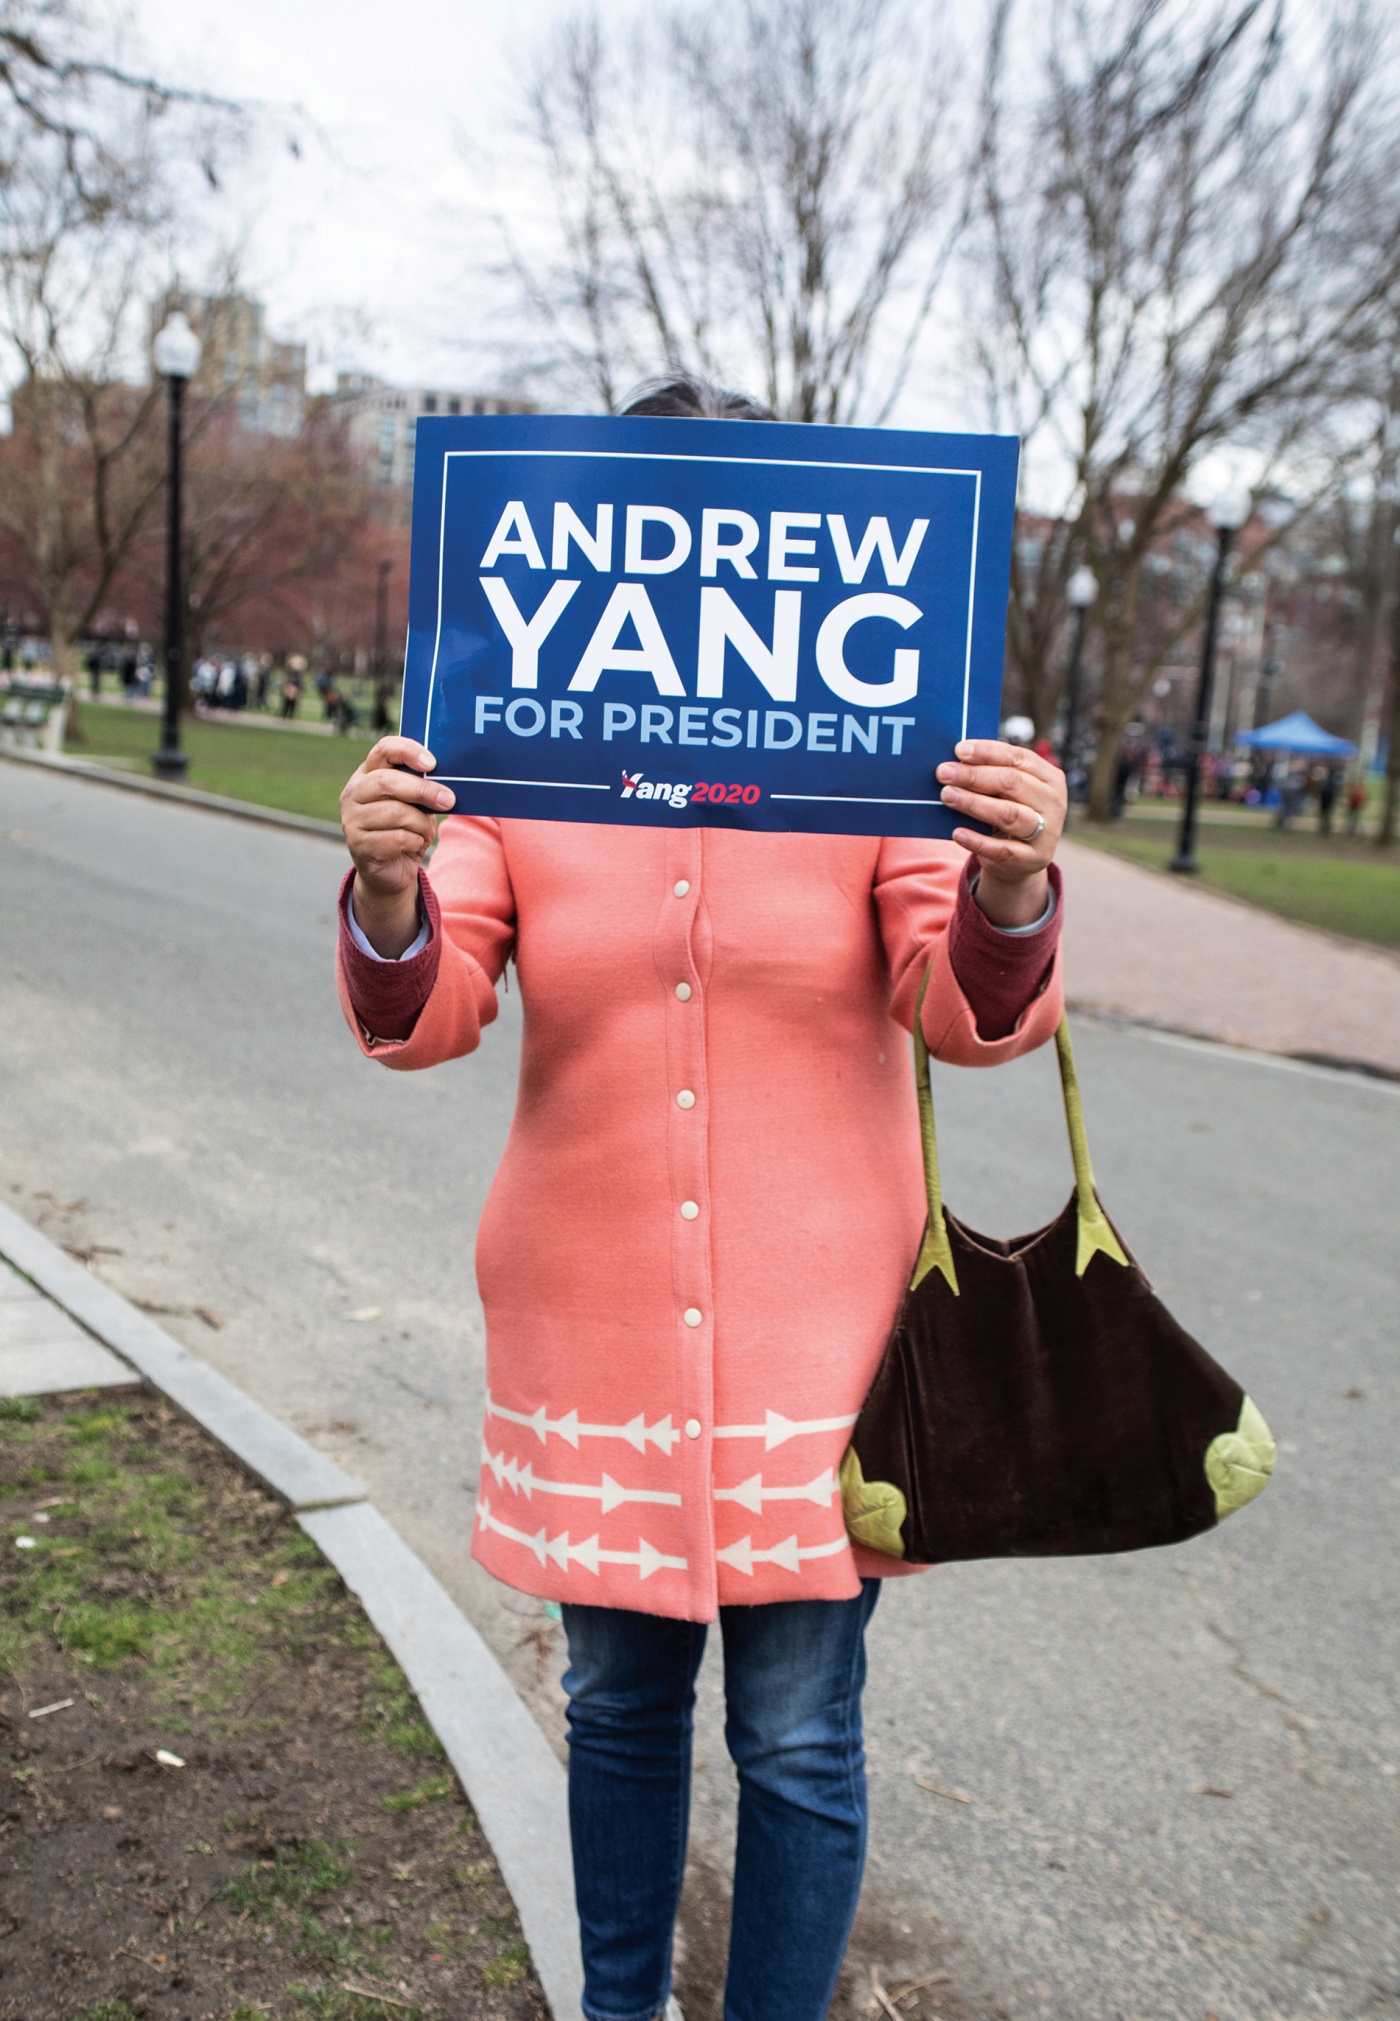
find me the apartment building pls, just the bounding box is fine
[333,375,537,492]
[150,291,307,438]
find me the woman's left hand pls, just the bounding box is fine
[935,740,1066,928]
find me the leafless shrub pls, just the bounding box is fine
[501,0,969,421]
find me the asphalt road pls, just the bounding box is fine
[2,759,1397,2021]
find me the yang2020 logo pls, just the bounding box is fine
[621,772,762,809]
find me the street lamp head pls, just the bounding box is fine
[153,310,202,381]
[1066,565,1098,609]
[1207,488,1251,533]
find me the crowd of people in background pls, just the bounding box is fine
[0,631,398,740]
[81,640,158,698]
[189,651,394,736]
[1010,717,1378,838]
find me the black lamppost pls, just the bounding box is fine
[1169,490,1250,875]
[1059,564,1097,830]
[372,558,394,733]
[150,310,202,781]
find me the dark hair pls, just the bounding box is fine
[619,373,775,421]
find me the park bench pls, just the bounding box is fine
[0,677,70,754]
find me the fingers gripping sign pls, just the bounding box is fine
[935,739,1065,929]
[340,736,456,957]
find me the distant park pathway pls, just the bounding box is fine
[1060,837,1400,1079]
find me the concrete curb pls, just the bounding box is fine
[0,744,344,841]
[301,1502,578,2014]
[0,1201,583,2021]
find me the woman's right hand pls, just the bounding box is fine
[339,737,455,957]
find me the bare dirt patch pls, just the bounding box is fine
[0,1386,548,2021]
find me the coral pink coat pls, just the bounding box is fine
[338,818,1063,1620]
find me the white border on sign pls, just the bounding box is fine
[421,447,984,802]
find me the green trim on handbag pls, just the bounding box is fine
[839,1446,908,1557]
[1205,1395,1277,1518]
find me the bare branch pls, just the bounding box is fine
[494,0,970,419]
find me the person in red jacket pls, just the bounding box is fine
[337,378,1067,2021]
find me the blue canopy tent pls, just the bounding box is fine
[1237,711,1355,757]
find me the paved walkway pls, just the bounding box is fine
[0,1259,131,1394]
[1060,838,1400,1078]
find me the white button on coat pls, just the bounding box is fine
[676,1089,696,1109]
[684,1418,702,1439]
[683,1307,703,1327]
[675,982,692,1001]
[680,1200,700,1220]
[673,880,690,897]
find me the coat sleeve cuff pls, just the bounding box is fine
[337,867,443,1042]
[947,859,1063,1042]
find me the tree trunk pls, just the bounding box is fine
[1377,536,1400,847]
[1380,756,1398,847]
[46,608,85,745]
[1087,629,1136,820]
[1084,557,1143,821]
[1087,711,1123,820]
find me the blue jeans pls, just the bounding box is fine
[561,1581,881,2021]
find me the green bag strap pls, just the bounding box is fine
[1052,1015,1130,1275]
[910,967,959,1293]
[909,968,1128,1294]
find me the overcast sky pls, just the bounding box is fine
[135,0,603,395]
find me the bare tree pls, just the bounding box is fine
[1378,524,1400,846]
[1324,322,1400,766]
[0,3,243,686]
[0,178,166,684]
[166,401,371,669]
[975,0,1400,815]
[0,1,237,204]
[504,0,966,420]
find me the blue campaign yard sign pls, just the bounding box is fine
[400,413,1019,838]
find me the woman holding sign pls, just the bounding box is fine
[337,378,1067,2021]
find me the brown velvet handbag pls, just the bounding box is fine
[840,978,1276,1564]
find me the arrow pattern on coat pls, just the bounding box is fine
[713,1409,859,1451]
[480,1444,682,1513]
[476,1498,689,1579]
[715,1533,850,1576]
[711,1468,838,1512]
[486,1392,680,1454]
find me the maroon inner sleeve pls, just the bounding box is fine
[338,867,442,1042]
[946,859,1063,1042]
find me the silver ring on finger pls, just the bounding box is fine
[1024,811,1045,844]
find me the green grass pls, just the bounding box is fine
[2,1394,533,2017]
[1,1397,343,1705]
[482,1941,530,1987]
[1075,807,1400,947]
[66,701,372,824]
[354,1637,445,1760]
[288,1988,421,2021]
[382,1772,455,1812]
[224,1837,357,1918]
